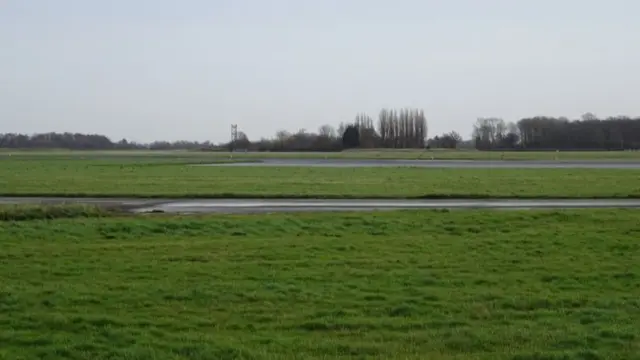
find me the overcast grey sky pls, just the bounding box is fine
[1,0,638,143]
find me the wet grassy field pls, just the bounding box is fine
[1,156,640,199]
[1,209,639,359]
[2,151,639,359]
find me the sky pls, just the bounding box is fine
[1,0,639,143]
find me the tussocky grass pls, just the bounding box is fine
[0,209,639,359]
[0,204,119,221]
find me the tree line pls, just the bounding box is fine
[0,132,214,150]
[473,113,640,150]
[3,112,640,151]
[0,108,431,151]
[246,108,430,151]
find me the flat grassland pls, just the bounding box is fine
[2,156,640,199]
[1,209,639,359]
[3,148,640,161]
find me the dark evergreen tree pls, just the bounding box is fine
[342,125,360,149]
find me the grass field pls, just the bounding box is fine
[3,148,640,161]
[2,157,640,199]
[1,209,639,359]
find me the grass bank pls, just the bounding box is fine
[2,159,640,199]
[1,210,639,359]
[0,204,119,221]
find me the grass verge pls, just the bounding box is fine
[1,210,639,359]
[0,204,119,221]
[2,159,640,199]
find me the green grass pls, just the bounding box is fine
[1,210,639,359]
[2,148,640,160]
[0,204,118,221]
[2,158,640,199]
